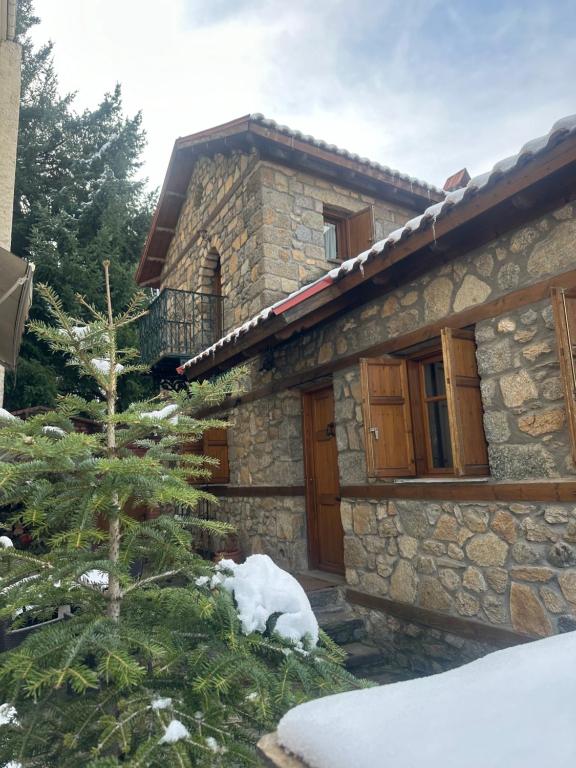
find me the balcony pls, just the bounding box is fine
[139,288,224,371]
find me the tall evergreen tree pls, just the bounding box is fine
[5,0,155,411]
[0,269,359,766]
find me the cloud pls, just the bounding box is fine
[31,0,576,190]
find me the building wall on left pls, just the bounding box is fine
[0,37,20,250]
[0,4,22,406]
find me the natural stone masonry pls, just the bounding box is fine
[161,153,416,333]
[213,496,307,574]
[341,498,576,638]
[161,151,265,331]
[201,190,576,659]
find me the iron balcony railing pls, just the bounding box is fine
[139,288,224,366]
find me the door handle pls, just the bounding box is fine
[369,426,379,440]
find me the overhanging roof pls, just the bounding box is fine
[0,246,34,369]
[135,114,442,287]
[180,113,576,380]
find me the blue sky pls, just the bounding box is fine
[32,0,576,191]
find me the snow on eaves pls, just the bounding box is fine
[249,113,440,195]
[182,113,576,372]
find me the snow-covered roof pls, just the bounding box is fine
[181,113,576,373]
[248,113,440,194]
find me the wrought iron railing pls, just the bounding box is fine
[139,288,224,366]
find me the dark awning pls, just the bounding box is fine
[0,245,34,369]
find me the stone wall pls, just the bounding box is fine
[257,161,418,305]
[267,201,576,485]
[477,300,570,479]
[161,152,421,334]
[212,390,307,572]
[342,497,576,638]
[264,201,576,406]
[214,496,307,574]
[353,605,499,677]
[161,150,265,331]
[225,389,304,486]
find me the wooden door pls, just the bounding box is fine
[303,386,344,574]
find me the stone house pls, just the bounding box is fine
[136,112,576,670]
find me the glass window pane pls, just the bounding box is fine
[427,400,453,468]
[323,220,338,261]
[424,360,446,397]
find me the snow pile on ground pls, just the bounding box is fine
[159,719,190,744]
[278,630,576,768]
[214,554,319,645]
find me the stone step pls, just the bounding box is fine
[342,641,386,672]
[318,610,365,645]
[342,641,415,685]
[307,586,344,613]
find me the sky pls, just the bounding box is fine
[31,0,576,192]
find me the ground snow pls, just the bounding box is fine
[278,630,576,768]
[214,555,319,645]
[159,719,190,744]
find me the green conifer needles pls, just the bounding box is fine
[0,266,361,767]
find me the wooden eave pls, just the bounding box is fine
[184,133,576,380]
[135,115,441,287]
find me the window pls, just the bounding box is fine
[323,205,375,263]
[360,328,489,478]
[551,286,576,463]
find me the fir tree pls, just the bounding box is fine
[0,265,361,767]
[6,0,155,411]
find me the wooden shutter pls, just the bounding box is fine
[441,328,489,476]
[347,206,374,258]
[551,287,576,464]
[183,428,229,484]
[360,357,416,477]
[202,428,229,484]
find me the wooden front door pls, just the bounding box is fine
[303,386,344,574]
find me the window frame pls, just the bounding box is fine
[408,348,455,477]
[361,328,489,480]
[322,204,374,264]
[323,208,349,264]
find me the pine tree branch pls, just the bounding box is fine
[122,569,181,595]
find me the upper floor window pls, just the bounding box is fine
[360,328,489,478]
[323,205,375,263]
